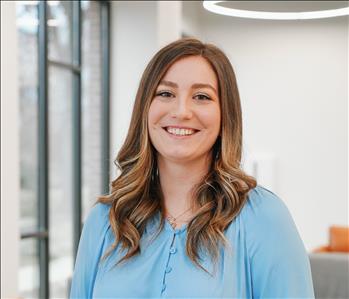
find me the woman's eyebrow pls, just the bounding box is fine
[191,83,217,95]
[159,80,177,88]
[159,80,218,95]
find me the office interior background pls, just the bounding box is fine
[2,1,348,299]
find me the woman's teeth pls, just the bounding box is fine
[166,127,196,136]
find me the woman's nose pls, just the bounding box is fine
[171,98,193,119]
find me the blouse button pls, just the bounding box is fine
[169,247,177,254]
[165,266,172,273]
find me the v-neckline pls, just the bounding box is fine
[152,210,189,234]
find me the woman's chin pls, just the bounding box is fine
[159,152,192,162]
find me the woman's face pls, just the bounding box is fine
[148,55,221,164]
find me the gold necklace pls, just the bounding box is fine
[165,207,192,229]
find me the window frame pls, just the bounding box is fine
[19,1,111,298]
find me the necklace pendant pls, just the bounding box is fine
[166,216,177,228]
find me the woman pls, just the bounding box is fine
[70,38,314,298]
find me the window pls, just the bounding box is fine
[16,1,110,298]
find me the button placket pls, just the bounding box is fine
[160,233,177,296]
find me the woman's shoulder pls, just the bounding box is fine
[237,188,314,297]
[89,201,111,218]
[240,184,292,226]
[239,185,305,256]
[83,202,111,237]
[238,185,301,245]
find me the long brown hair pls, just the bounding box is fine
[98,38,257,275]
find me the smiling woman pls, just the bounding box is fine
[70,38,315,298]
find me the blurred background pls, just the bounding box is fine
[1,1,348,299]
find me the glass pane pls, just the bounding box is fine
[81,1,103,221]
[48,1,73,64]
[48,66,74,298]
[16,2,39,233]
[19,238,40,299]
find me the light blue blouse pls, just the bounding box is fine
[70,185,314,298]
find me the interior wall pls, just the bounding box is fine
[1,1,20,298]
[110,1,158,178]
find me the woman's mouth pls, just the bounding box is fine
[162,126,200,138]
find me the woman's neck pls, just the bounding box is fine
[157,154,211,217]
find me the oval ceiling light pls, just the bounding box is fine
[203,1,349,20]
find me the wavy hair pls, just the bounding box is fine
[98,38,257,276]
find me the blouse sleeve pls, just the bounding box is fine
[244,187,315,299]
[69,203,110,299]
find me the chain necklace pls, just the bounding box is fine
[165,206,192,229]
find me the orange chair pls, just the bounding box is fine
[313,226,349,253]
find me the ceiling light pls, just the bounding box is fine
[203,1,349,20]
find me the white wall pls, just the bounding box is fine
[110,1,158,178]
[183,1,348,251]
[157,1,182,48]
[110,1,348,251]
[1,1,20,298]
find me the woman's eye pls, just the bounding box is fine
[194,94,211,101]
[157,91,174,98]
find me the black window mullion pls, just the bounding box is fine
[38,1,49,299]
[72,0,82,262]
[48,59,81,73]
[21,230,49,239]
[101,1,111,195]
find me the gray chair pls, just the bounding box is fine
[309,253,349,299]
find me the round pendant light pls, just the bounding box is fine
[203,1,349,20]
